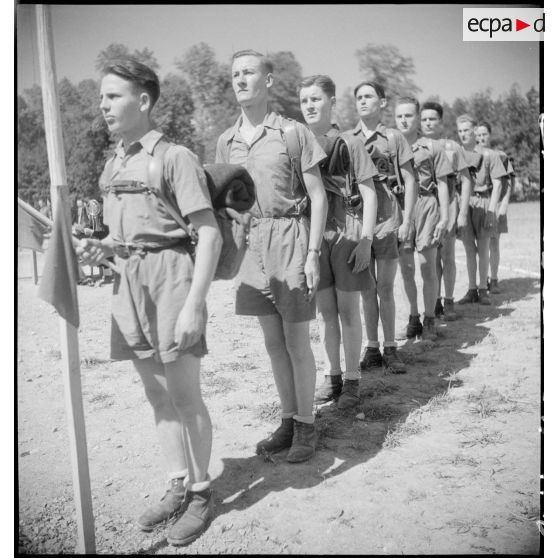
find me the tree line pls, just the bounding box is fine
[18,42,541,207]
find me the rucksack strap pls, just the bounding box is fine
[385,128,404,192]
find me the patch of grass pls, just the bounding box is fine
[360,381,400,399]
[201,375,235,396]
[362,404,401,422]
[459,430,505,448]
[315,415,352,439]
[406,489,427,502]
[88,392,114,406]
[47,349,61,360]
[81,356,109,368]
[382,416,430,449]
[224,402,249,412]
[449,454,481,467]
[253,401,281,423]
[468,399,497,418]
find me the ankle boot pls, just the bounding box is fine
[167,488,214,546]
[256,417,294,455]
[286,420,317,463]
[137,477,187,531]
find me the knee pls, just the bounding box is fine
[337,303,359,329]
[318,299,338,323]
[284,334,311,362]
[143,383,172,413]
[399,257,414,279]
[264,335,288,360]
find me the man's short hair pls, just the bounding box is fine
[231,49,273,74]
[456,113,476,126]
[102,57,160,107]
[395,96,420,114]
[353,81,385,100]
[421,101,443,119]
[297,74,336,98]
[476,121,492,134]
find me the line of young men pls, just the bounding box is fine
[75,51,514,547]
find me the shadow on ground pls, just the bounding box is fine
[138,277,540,553]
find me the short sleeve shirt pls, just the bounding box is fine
[411,136,453,193]
[215,111,326,218]
[436,138,468,198]
[471,146,508,193]
[100,129,212,245]
[349,121,413,183]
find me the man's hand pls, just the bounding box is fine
[457,211,468,230]
[348,237,372,273]
[484,210,497,230]
[398,220,411,243]
[433,218,448,243]
[75,238,112,265]
[174,302,205,350]
[497,205,508,218]
[304,251,320,301]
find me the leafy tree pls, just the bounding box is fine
[356,43,421,101]
[175,42,237,162]
[95,42,160,72]
[153,74,198,152]
[268,51,303,120]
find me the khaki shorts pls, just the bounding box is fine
[110,246,208,363]
[372,231,399,260]
[235,216,316,322]
[461,194,492,243]
[318,230,370,292]
[490,213,508,237]
[401,194,440,252]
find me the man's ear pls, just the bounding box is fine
[380,97,387,109]
[265,73,274,89]
[139,92,151,114]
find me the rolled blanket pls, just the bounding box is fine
[315,135,351,176]
[203,163,256,212]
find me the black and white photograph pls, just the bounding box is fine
[16,3,543,554]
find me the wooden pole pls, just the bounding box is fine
[35,5,96,554]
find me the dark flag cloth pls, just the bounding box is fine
[203,164,256,212]
[18,204,50,252]
[38,196,80,328]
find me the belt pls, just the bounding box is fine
[418,189,436,197]
[114,240,182,259]
[473,190,491,198]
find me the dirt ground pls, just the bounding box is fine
[17,201,541,555]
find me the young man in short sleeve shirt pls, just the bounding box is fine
[215,50,328,464]
[395,97,452,341]
[76,59,222,546]
[350,82,417,374]
[455,114,507,305]
[474,122,514,294]
[420,101,473,321]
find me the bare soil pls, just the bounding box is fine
[18,201,541,554]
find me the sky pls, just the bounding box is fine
[16,3,541,103]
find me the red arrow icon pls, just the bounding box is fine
[516,18,530,31]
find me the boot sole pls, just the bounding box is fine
[286,450,316,463]
[167,518,211,546]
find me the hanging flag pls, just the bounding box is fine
[38,194,80,328]
[18,203,50,252]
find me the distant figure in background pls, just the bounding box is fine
[420,101,473,321]
[455,114,507,306]
[38,198,52,220]
[474,123,515,294]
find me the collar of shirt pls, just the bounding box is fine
[351,120,387,140]
[224,111,284,145]
[114,129,164,158]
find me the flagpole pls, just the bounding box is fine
[35,5,96,554]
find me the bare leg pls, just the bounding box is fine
[376,258,398,343]
[134,357,188,474]
[489,234,500,280]
[336,290,362,377]
[440,234,457,299]
[316,288,342,374]
[418,247,438,317]
[361,269,379,344]
[399,248,419,315]
[462,236,478,289]
[436,247,443,298]
[164,354,212,484]
[282,320,317,420]
[477,235,491,288]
